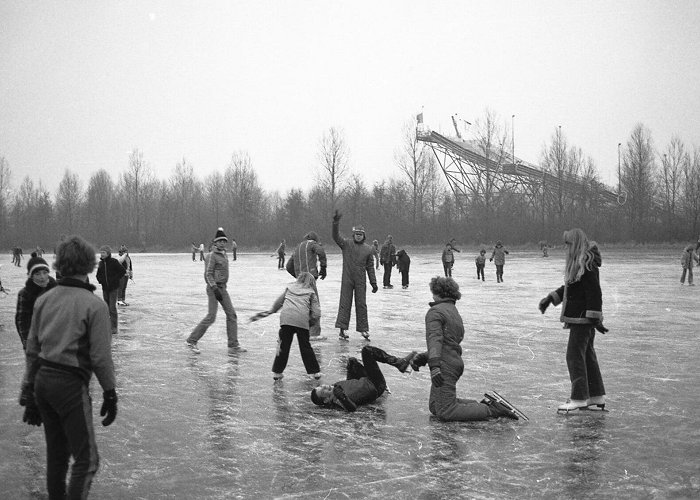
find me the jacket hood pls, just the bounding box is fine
[304,231,319,242]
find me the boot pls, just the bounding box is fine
[483,399,518,420]
[557,399,588,412]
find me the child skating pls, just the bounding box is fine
[539,228,608,413]
[475,249,486,281]
[489,240,509,283]
[680,244,699,286]
[251,272,322,380]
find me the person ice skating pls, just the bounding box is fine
[35,245,45,257]
[332,210,378,341]
[191,242,197,261]
[251,272,322,380]
[539,228,608,412]
[380,235,396,288]
[96,245,126,335]
[396,249,410,289]
[285,231,328,339]
[489,240,509,283]
[371,239,380,270]
[19,235,118,500]
[441,240,460,277]
[310,345,416,412]
[116,245,133,306]
[276,239,286,269]
[15,254,58,350]
[409,276,523,421]
[199,243,205,261]
[475,249,486,281]
[680,243,699,286]
[187,227,245,354]
[231,239,237,261]
[539,240,549,257]
[13,246,23,267]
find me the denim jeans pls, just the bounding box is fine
[117,275,129,302]
[101,288,119,333]
[272,325,320,374]
[35,367,99,500]
[188,284,239,347]
[566,324,606,401]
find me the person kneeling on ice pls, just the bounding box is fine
[539,228,608,413]
[310,345,416,412]
[410,276,523,421]
[250,272,322,381]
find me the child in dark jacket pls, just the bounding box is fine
[396,249,410,289]
[680,244,699,285]
[539,228,608,412]
[15,254,58,350]
[475,249,486,281]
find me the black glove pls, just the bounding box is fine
[100,389,118,426]
[212,286,223,302]
[430,367,444,388]
[333,209,342,222]
[539,296,552,314]
[319,267,327,280]
[22,394,42,426]
[371,284,378,293]
[593,322,609,334]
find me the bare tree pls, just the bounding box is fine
[682,147,700,237]
[621,123,658,241]
[0,156,11,243]
[84,170,115,242]
[395,117,436,223]
[121,149,153,246]
[204,171,225,229]
[55,169,83,235]
[224,151,265,242]
[317,127,350,209]
[659,136,685,238]
[171,158,198,238]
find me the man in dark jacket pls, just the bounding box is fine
[310,345,416,411]
[285,231,327,339]
[379,235,396,289]
[96,245,126,335]
[332,210,378,341]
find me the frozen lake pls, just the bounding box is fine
[1,246,699,499]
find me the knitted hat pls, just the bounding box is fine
[304,231,319,242]
[213,227,228,242]
[352,225,365,235]
[27,255,50,277]
[99,245,112,255]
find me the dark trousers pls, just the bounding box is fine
[346,346,389,396]
[681,266,693,284]
[101,288,119,333]
[335,278,368,332]
[272,324,320,374]
[35,367,99,500]
[400,269,409,287]
[232,249,237,261]
[278,254,285,269]
[117,275,129,302]
[566,324,606,401]
[443,262,453,277]
[495,264,504,282]
[476,264,485,280]
[428,362,491,421]
[382,263,393,286]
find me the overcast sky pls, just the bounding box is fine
[2,0,699,196]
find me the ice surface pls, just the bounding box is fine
[1,248,699,499]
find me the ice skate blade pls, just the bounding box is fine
[484,391,529,421]
[557,406,609,414]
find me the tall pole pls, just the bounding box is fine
[617,142,622,193]
[511,114,515,164]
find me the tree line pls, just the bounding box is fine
[1,112,698,252]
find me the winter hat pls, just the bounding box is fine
[27,255,50,277]
[213,227,228,242]
[99,245,112,255]
[119,245,128,254]
[495,240,503,246]
[352,225,366,235]
[304,231,319,242]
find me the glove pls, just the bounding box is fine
[23,398,42,426]
[371,284,378,293]
[100,389,118,426]
[250,311,271,322]
[333,209,342,222]
[212,287,223,302]
[319,267,327,280]
[593,321,609,334]
[538,296,552,314]
[430,367,444,388]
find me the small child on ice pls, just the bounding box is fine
[251,272,322,380]
[680,244,699,286]
[475,249,486,281]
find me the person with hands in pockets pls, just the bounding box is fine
[539,228,608,412]
[19,235,118,500]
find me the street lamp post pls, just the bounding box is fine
[617,142,622,193]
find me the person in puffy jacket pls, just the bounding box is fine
[539,228,608,412]
[489,240,509,283]
[251,272,322,380]
[379,235,396,288]
[285,231,327,339]
[441,241,460,277]
[410,276,520,421]
[332,210,377,341]
[96,245,126,335]
[15,254,58,350]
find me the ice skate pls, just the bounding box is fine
[338,329,349,341]
[360,331,371,341]
[228,346,247,354]
[310,335,327,342]
[557,399,589,413]
[186,341,200,354]
[482,391,528,420]
[586,395,607,411]
[311,372,322,380]
[393,351,418,373]
[273,372,284,381]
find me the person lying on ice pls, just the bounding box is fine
[410,276,523,420]
[310,345,416,412]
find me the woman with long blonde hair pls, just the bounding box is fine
[539,228,608,412]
